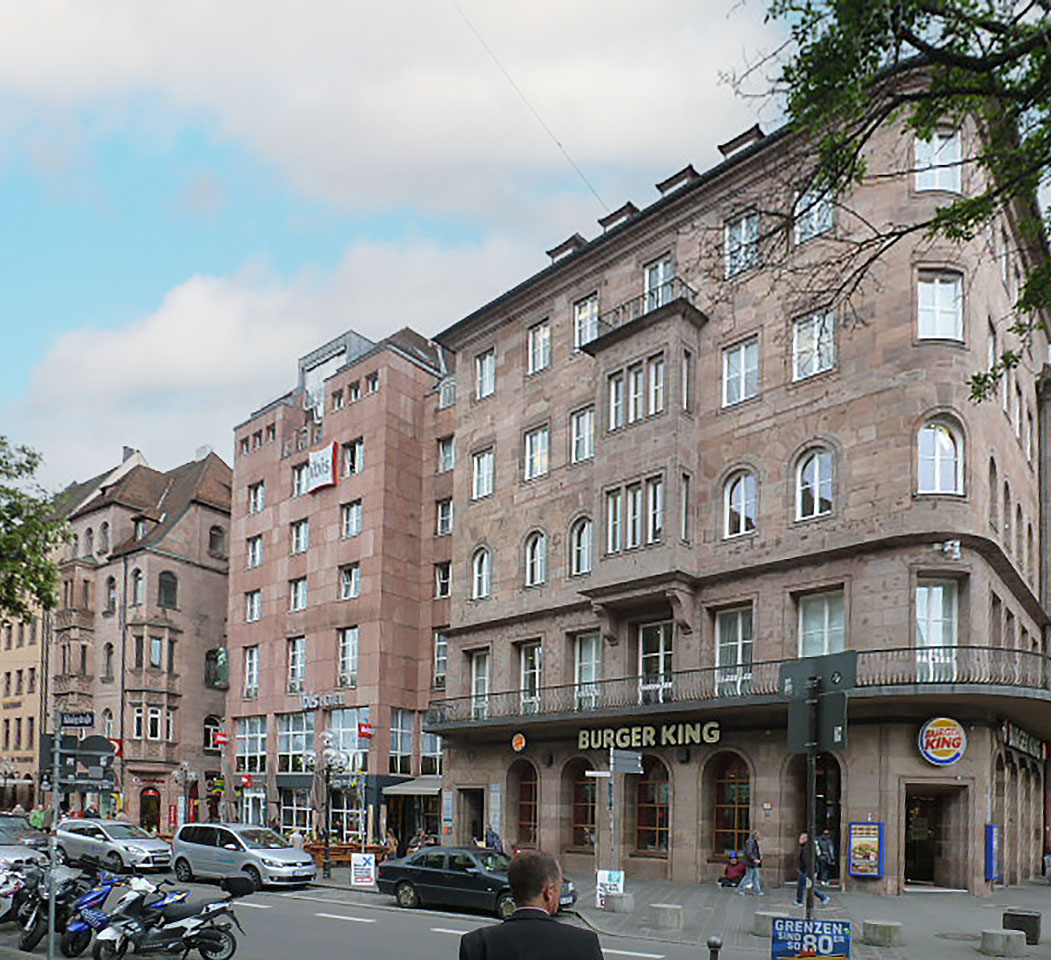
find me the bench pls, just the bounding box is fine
[648,903,684,930]
[752,911,791,938]
[602,892,635,913]
[861,920,904,947]
[980,929,1027,957]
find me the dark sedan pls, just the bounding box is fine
[377,846,577,918]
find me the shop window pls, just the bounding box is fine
[711,753,750,858]
[633,756,670,854]
[510,759,538,846]
[566,759,596,849]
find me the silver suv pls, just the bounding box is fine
[55,819,171,871]
[171,823,316,889]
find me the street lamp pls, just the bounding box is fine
[306,732,351,880]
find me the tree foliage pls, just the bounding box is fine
[0,437,65,621]
[764,0,1051,398]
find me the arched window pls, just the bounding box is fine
[1015,505,1023,558]
[1003,482,1011,550]
[203,716,221,752]
[724,470,757,537]
[509,759,538,846]
[471,548,491,599]
[158,572,178,609]
[634,756,670,854]
[711,753,751,857]
[131,569,144,606]
[105,577,116,613]
[524,532,546,586]
[988,459,998,528]
[569,518,592,576]
[566,760,596,849]
[208,526,226,556]
[103,643,114,679]
[796,449,833,519]
[102,709,114,739]
[917,420,963,493]
[85,528,94,556]
[99,522,110,552]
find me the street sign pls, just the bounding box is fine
[788,691,848,754]
[350,853,376,887]
[779,651,857,699]
[358,722,373,740]
[107,738,124,757]
[610,749,643,774]
[772,918,851,958]
[60,711,95,728]
[214,732,229,746]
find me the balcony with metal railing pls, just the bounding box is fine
[425,646,1051,731]
[593,277,701,341]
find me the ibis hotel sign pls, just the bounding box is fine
[578,720,720,751]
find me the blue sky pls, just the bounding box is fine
[0,1,775,489]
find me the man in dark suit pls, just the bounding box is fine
[459,849,604,960]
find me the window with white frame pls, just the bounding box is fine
[628,364,645,422]
[796,449,834,520]
[342,438,364,476]
[646,476,664,543]
[471,548,491,599]
[722,337,759,406]
[574,293,599,349]
[280,788,312,832]
[246,535,263,568]
[520,642,543,712]
[524,427,549,480]
[625,484,643,549]
[338,626,358,687]
[606,489,623,553]
[340,563,361,600]
[716,606,754,695]
[528,321,551,374]
[245,590,262,623]
[639,621,673,704]
[366,371,379,393]
[277,711,315,772]
[471,650,490,720]
[917,272,963,340]
[915,130,962,193]
[724,471,758,538]
[798,590,845,657]
[725,211,759,277]
[332,388,344,411]
[291,519,309,554]
[165,708,175,742]
[472,448,494,499]
[575,632,601,710]
[793,310,836,380]
[475,348,495,399]
[644,255,674,312]
[570,518,593,576]
[342,501,363,538]
[608,372,625,429]
[433,631,448,688]
[292,463,309,497]
[235,715,267,772]
[681,349,693,411]
[390,708,414,774]
[436,499,453,536]
[243,646,259,699]
[437,436,455,473]
[794,184,834,244]
[328,706,370,772]
[918,421,964,494]
[421,731,443,775]
[434,562,451,598]
[287,636,306,692]
[147,706,162,741]
[438,377,456,409]
[524,532,547,586]
[648,354,665,414]
[289,578,307,611]
[571,407,594,463]
[916,581,958,680]
[248,482,265,514]
[149,635,163,668]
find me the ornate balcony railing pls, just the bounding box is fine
[425,646,1051,727]
[596,277,699,337]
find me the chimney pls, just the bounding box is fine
[122,446,135,462]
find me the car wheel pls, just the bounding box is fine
[495,892,516,920]
[395,881,420,908]
[105,852,124,872]
[243,866,262,892]
[174,858,194,882]
[55,846,69,865]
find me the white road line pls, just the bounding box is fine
[236,902,272,909]
[602,950,665,959]
[314,911,377,924]
[430,928,470,935]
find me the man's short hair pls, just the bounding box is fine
[508,849,560,903]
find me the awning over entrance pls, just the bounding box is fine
[382,776,442,797]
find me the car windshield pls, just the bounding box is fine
[0,827,29,845]
[104,824,152,840]
[478,851,510,873]
[238,829,288,850]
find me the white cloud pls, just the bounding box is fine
[9,236,535,490]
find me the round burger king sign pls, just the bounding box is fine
[919,717,967,766]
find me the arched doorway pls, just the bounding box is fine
[786,753,842,879]
[561,758,596,853]
[507,759,538,851]
[139,788,161,832]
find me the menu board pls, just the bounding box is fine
[847,821,885,878]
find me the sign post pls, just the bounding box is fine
[771,917,851,958]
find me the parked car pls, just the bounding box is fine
[0,820,47,870]
[377,846,577,918]
[0,815,48,854]
[171,823,317,889]
[55,819,171,871]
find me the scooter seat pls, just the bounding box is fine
[161,900,210,921]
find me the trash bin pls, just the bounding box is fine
[1003,909,1041,945]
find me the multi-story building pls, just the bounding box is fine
[0,610,46,809]
[426,117,1051,895]
[52,448,231,829]
[226,328,453,844]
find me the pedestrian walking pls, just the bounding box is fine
[816,828,836,885]
[459,849,603,960]
[384,827,398,859]
[738,830,764,896]
[794,832,830,906]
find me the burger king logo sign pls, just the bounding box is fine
[919,717,967,766]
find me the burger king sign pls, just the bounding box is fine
[919,717,967,766]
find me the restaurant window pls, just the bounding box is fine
[711,753,750,858]
[510,759,538,846]
[634,756,670,854]
[569,761,596,849]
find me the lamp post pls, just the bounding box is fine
[308,733,350,880]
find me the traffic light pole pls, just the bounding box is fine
[805,677,820,921]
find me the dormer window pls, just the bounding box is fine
[135,520,148,540]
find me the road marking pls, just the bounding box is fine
[236,902,272,909]
[603,950,664,959]
[314,911,377,924]
[430,927,470,935]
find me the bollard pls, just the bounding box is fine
[706,935,723,959]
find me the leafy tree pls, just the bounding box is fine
[0,437,65,621]
[758,0,1050,398]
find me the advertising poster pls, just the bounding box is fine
[350,853,376,887]
[847,822,884,878]
[985,824,1002,882]
[595,869,624,908]
[772,918,851,959]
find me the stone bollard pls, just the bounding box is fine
[861,920,905,947]
[706,935,723,959]
[648,903,684,930]
[979,929,1027,957]
[602,892,635,913]
[752,911,791,938]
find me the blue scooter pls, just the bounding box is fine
[61,869,124,957]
